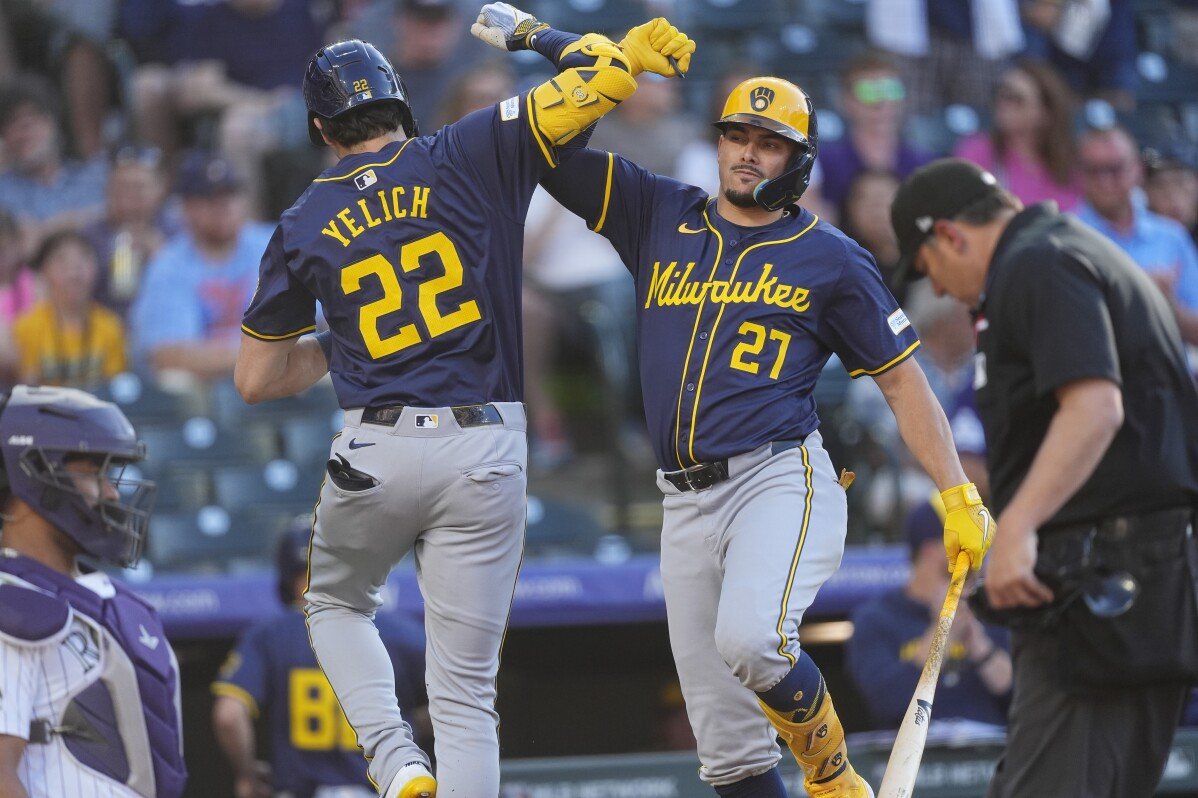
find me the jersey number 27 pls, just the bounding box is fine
[342,231,482,359]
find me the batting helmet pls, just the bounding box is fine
[0,385,155,568]
[275,515,313,605]
[303,39,419,146]
[714,77,819,211]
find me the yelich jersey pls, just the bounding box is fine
[542,150,921,470]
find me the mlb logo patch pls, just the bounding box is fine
[415,414,440,429]
[354,170,378,190]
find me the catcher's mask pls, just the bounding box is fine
[0,385,155,568]
[714,77,819,212]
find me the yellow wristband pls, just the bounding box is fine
[940,482,981,513]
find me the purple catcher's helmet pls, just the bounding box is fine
[0,385,155,567]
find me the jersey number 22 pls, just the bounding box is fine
[342,231,482,359]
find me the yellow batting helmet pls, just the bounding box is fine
[714,76,819,211]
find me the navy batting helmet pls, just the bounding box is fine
[276,515,312,605]
[0,386,155,568]
[303,39,418,146]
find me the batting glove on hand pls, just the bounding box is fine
[941,482,995,572]
[471,3,549,52]
[619,18,694,77]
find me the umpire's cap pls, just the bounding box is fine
[303,39,418,145]
[890,158,1002,282]
[714,77,818,211]
[276,515,313,605]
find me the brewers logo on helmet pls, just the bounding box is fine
[715,77,819,211]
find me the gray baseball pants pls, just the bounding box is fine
[305,403,527,797]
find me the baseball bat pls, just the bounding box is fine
[877,551,972,798]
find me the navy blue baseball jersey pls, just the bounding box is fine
[212,609,426,796]
[542,151,920,470]
[241,95,576,409]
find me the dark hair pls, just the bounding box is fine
[32,230,99,273]
[839,49,900,90]
[992,59,1077,186]
[0,73,61,131]
[317,101,406,147]
[953,188,1022,225]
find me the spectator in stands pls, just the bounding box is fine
[652,681,697,752]
[126,0,334,209]
[0,75,106,242]
[83,145,176,320]
[954,60,1082,209]
[1144,146,1198,246]
[1076,127,1198,344]
[866,0,1023,114]
[0,210,37,385]
[13,230,127,388]
[0,0,117,159]
[212,519,430,798]
[435,59,516,130]
[811,50,931,220]
[590,74,701,179]
[839,170,904,294]
[848,500,1012,729]
[129,151,272,382]
[1022,0,1138,111]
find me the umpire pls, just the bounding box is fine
[890,158,1198,797]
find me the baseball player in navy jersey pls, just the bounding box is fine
[233,6,694,797]
[540,78,996,798]
[212,521,429,798]
[0,385,186,798]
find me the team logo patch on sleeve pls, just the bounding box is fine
[354,169,377,190]
[500,96,520,121]
[888,308,911,335]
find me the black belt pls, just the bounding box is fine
[361,403,503,428]
[662,439,805,492]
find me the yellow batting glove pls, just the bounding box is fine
[618,18,695,78]
[940,482,995,572]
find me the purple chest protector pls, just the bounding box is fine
[0,555,186,797]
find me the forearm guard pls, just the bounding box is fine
[531,34,636,148]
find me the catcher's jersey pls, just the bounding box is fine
[0,557,184,798]
[242,94,572,409]
[211,609,426,796]
[542,150,920,470]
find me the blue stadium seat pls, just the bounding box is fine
[211,378,339,427]
[532,0,648,37]
[95,372,210,427]
[210,460,324,514]
[146,507,281,571]
[279,414,341,464]
[138,417,279,476]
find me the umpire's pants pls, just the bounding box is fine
[986,627,1188,798]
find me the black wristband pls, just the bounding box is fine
[313,330,333,364]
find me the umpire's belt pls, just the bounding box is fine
[662,439,804,492]
[362,403,503,428]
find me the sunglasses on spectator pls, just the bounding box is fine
[852,77,905,105]
[995,85,1037,106]
[111,144,163,169]
[1081,160,1130,178]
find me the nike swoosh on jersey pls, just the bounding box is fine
[678,222,706,234]
[348,439,375,450]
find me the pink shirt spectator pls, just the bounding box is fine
[954,133,1082,210]
[0,269,38,326]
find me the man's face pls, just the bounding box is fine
[1079,133,1140,217]
[716,123,798,209]
[184,192,246,248]
[842,69,904,129]
[64,457,119,509]
[913,221,986,306]
[396,11,457,67]
[1,103,58,171]
[108,163,165,225]
[1146,167,1198,230]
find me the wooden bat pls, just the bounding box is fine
[877,551,972,798]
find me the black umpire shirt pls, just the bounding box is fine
[973,202,1198,529]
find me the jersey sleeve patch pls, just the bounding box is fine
[0,582,73,646]
[500,96,520,121]
[887,308,911,336]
